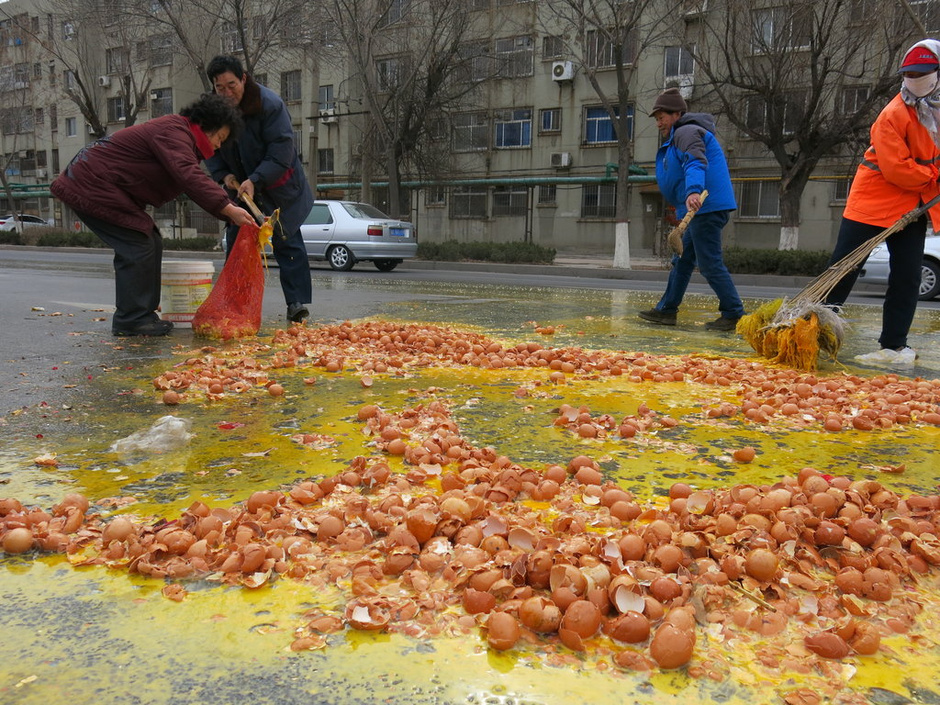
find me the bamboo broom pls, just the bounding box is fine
[737,193,940,370]
[666,190,708,255]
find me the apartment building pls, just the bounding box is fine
[0,0,926,257]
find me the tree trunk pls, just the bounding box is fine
[612,142,633,269]
[777,173,808,250]
[387,142,401,218]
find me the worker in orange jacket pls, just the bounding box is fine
[825,39,940,365]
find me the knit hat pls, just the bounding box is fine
[649,88,688,117]
[899,45,940,73]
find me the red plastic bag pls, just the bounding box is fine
[192,222,267,340]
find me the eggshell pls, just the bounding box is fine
[649,623,694,669]
[2,527,33,554]
[560,599,601,638]
[486,612,520,651]
[804,632,850,659]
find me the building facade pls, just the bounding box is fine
[0,0,928,258]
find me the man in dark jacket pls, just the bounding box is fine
[638,88,745,331]
[51,94,254,336]
[206,55,314,323]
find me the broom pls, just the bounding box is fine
[737,193,940,370]
[666,190,708,255]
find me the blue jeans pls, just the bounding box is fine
[655,210,744,318]
[824,216,926,350]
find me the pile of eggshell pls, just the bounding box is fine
[153,321,940,434]
[3,394,940,684]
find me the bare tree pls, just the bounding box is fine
[541,0,679,268]
[140,0,308,90]
[0,12,39,218]
[694,0,917,250]
[323,0,486,218]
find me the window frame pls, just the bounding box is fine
[583,104,633,145]
[494,108,532,149]
[736,180,780,219]
[453,111,489,152]
[450,186,488,218]
[539,107,561,133]
[280,69,302,103]
[581,183,617,218]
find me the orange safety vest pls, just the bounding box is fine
[844,93,940,230]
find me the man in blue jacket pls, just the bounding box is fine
[206,55,313,323]
[638,88,745,331]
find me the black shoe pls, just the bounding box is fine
[704,316,741,332]
[638,308,677,326]
[112,320,174,336]
[287,302,309,322]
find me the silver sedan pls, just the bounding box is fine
[301,201,417,271]
[857,233,940,301]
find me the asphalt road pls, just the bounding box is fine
[1,246,937,416]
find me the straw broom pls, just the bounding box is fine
[737,194,940,370]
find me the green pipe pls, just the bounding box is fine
[317,173,656,191]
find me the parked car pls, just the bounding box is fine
[857,232,940,301]
[301,201,416,271]
[0,214,51,232]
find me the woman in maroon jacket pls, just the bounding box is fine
[51,93,255,336]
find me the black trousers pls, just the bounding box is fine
[77,212,163,330]
[824,215,926,350]
[223,220,312,306]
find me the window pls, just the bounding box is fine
[751,7,812,52]
[426,187,446,206]
[468,0,489,9]
[581,184,617,217]
[319,84,335,112]
[458,40,490,82]
[106,47,129,74]
[304,203,334,225]
[292,126,303,158]
[32,62,41,79]
[64,70,76,91]
[252,16,266,40]
[65,116,77,137]
[539,108,561,133]
[492,185,528,216]
[744,95,765,132]
[317,148,334,174]
[780,90,806,135]
[255,73,268,87]
[148,34,173,67]
[0,106,32,134]
[281,70,301,102]
[450,186,487,218]
[376,58,402,92]
[584,105,633,144]
[0,66,13,92]
[378,0,410,26]
[841,85,870,114]
[50,104,57,131]
[586,28,636,69]
[151,88,173,118]
[542,35,564,60]
[34,107,44,126]
[494,35,533,78]
[13,62,28,89]
[107,96,126,123]
[453,111,488,151]
[664,45,694,79]
[538,185,557,205]
[220,22,243,52]
[832,178,851,202]
[495,108,532,148]
[737,180,780,218]
[62,20,75,41]
[909,0,940,32]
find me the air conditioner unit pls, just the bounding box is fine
[149,92,158,100]
[551,152,572,169]
[551,60,574,82]
[320,108,337,124]
[97,75,111,87]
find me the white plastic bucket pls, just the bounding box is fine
[160,260,215,327]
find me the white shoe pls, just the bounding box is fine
[854,347,917,364]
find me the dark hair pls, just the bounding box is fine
[207,55,245,82]
[179,93,243,139]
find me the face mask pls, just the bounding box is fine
[903,72,940,98]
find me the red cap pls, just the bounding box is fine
[900,46,939,73]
